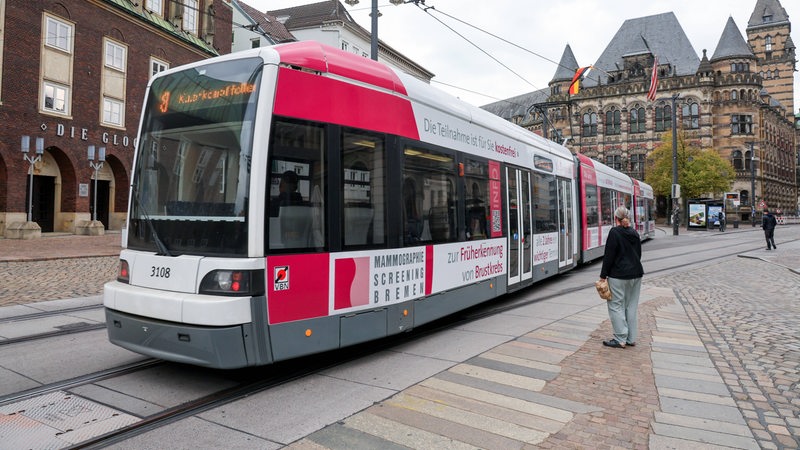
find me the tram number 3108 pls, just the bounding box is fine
[150,266,171,278]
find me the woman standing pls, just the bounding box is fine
[599,206,644,348]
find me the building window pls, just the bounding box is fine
[102,97,124,126]
[605,109,620,135]
[43,81,69,115]
[150,58,168,78]
[146,0,163,15]
[731,115,753,135]
[765,36,773,51]
[251,38,260,49]
[732,150,743,170]
[629,107,645,133]
[183,0,198,34]
[731,90,738,100]
[582,112,597,137]
[682,102,700,129]
[605,154,622,171]
[654,105,672,131]
[341,41,349,51]
[105,40,126,71]
[630,154,646,179]
[731,62,749,73]
[45,16,73,53]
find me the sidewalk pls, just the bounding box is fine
[0,232,121,262]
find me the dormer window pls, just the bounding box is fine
[763,14,772,23]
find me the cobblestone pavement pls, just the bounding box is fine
[0,233,120,307]
[648,252,800,448]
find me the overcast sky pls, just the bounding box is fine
[243,0,799,110]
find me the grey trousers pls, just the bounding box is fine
[606,277,642,344]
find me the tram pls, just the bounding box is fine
[104,41,654,369]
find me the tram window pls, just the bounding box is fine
[622,193,631,210]
[600,188,614,225]
[585,184,599,227]
[464,159,488,240]
[402,146,457,245]
[532,172,557,233]
[267,120,326,251]
[342,131,385,247]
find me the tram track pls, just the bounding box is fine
[0,303,107,347]
[0,322,107,346]
[0,358,163,406]
[0,304,103,325]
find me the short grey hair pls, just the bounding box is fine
[614,206,630,220]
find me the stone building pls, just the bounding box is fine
[0,0,232,238]
[483,0,798,221]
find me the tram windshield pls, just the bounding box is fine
[128,57,263,257]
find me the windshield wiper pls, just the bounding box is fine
[132,185,173,257]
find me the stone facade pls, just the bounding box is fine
[483,0,798,221]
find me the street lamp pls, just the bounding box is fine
[88,145,106,223]
[748,141,756,227]
[670,94,680,236]
[21,135,45,223]
[344,0,408,61]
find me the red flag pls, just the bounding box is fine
[568,66,591,95]
[647,57,659,101]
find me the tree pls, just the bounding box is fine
[645,133,734,200]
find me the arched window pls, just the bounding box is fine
[732,150,743,170]
[605,109,621,135]
[655,105,672,131]
[731,90,738,100]
[682,102,700,129]
[629,106,646,133]
[582,112,597,137]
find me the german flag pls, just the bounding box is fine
[568,66,591,95]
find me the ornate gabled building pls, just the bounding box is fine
[483,0,798,221]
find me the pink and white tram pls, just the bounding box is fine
[632,179,656,240]
[104,42,641,369]
[575,154,654,263]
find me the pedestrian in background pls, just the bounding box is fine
[599,206,644,349]
[718,209,726,232]
[762,208,777,250]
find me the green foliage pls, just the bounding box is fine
[645,133,734,199]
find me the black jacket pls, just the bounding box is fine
[600,225,644,280]
[762,213,777,231]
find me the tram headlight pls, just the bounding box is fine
[200,270,265,296]
[117,259,130,283]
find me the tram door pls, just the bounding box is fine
[506,166,532,287]
[558,177,574,268]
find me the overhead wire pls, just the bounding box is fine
[408,2,538,91]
